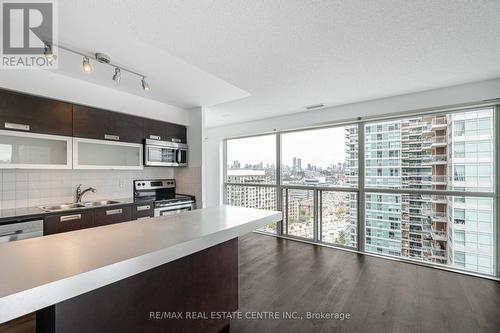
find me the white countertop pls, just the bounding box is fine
[0,206,282,324]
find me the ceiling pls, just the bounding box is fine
[53,1,500,127]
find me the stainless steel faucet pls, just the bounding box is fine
[75,184,97,203]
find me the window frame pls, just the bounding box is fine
[223,103,499,280]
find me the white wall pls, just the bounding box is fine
[175,107,206,208]
[204,78,500,207]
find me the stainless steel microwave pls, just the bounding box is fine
[144,139,188,167]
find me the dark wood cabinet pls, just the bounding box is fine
[166,122,187,143]
[144,118,187,143]
[0,89,72,136]
[44,211,95,235]
[43,205,134,235]
[73,105,143,143]
[132,202,154,220]
[0,88,187,147]
[94,205,133,226]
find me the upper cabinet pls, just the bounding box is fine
[144,118,187,143]
[0,90,72,136]
[73,105,144,144]
[0,130,72,169]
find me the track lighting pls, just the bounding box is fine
[112,67,121,83]
[141,77,150,91]
[48,42,149,90]
[82,56,93,73]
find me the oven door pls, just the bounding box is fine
[145,145,178,166]
[154,203,195,217]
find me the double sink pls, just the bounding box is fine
[39,200,121,212]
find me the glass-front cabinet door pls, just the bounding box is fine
[0,130,72,169]
[73,137,143,170]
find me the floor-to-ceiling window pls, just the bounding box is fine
[280,125,358,246]
[223,104,498,277]
[225,134,278,233]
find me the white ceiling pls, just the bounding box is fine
[52,1,500,126]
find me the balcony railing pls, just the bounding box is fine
[432,136,447,146]
[432,118,447,127]
[431,212,447,222]
[431,227,447,241]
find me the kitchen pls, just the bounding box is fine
[0,82,279,332]
[1,1,500,333]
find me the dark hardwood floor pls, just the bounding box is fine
[230,233,500,333]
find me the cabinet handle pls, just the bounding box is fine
[149,135,161,140]
[0,230,22,237]
[137,205,150,211]
[5,122,30,131]
[171,138,181,143]
[106,208,123,216]
[60,214,82,222]
[104,134,120,141]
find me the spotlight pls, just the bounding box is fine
[141,76,150,91]
[82,56,93,73]
[43,44,56,62]
[112,67,121,83]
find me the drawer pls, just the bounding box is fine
[94,205,132,226]
[132,203,154,220]
[44,211,95,235]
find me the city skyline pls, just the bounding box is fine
[227,127,348,169]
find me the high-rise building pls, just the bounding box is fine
[346,110,494,274]
[225,169,276,211]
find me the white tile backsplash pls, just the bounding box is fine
[0,168,174,210]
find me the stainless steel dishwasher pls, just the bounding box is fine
[0,218,44,243]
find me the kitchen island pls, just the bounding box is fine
[0,206,281,332]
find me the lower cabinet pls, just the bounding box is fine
[94,205,132,226]
[44,205,134,235]
[44,211,95,235]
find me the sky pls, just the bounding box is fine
[226,127,350,169]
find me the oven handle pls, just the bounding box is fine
[155,201,194,208]
[155,203,194,213]
[159,203,194,210]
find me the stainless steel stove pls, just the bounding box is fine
[134,179,196,217]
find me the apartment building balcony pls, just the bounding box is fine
[432,175,447,184]
[421,154,447,165]
[431,212,447,222]
[422,125,433,135]
[421,139,433,149]
[431,117,448,129]
[420,195,447,204]
[431,227,447,241]
[430,248,447,260]
[431,136,447,147]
